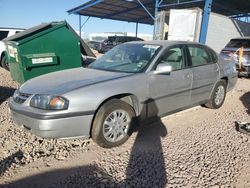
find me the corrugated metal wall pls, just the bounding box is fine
[206,13,250,52]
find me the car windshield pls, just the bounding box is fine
[89,43,161,73]
[226,39,250,48]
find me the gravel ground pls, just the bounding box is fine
[0,69,91,178]
[0,68,250,187]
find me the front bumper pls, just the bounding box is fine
[9,98,94,139]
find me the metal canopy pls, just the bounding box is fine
[68,0,155,25]
[67,0,250,25]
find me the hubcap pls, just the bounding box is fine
[214,85,225,105]
[103,110,131,143]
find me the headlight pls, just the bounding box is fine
[30,95,69,110]
[13,89,19,100]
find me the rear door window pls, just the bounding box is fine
[0,30,9,40]
[187,46,212,67]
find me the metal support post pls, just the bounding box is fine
[153,0,159,40]
[155,0,159,17]
[135,22,138,37]
[199,0,213,43]
[79,15,82,38]
[136,0,155,20]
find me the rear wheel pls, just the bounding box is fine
[1,56,9,71]
[205,80,226,109]
[91,99,135,148]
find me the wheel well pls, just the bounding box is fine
[98,94,139,115]
[220,77,228,88]
[0,52,6,66]
[1,51,6,59]
[89,94,140,137]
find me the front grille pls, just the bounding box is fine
[14,92,31,104]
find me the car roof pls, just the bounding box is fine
[126,40,206,47]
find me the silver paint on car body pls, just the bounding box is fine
[9,40,238,139]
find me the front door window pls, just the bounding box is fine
[158,47,185,71]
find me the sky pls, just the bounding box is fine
[0,0,154,38]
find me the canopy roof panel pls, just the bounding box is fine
[68,0,250,25]
[68,0,155,25]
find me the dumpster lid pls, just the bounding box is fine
[4,21,95,57]
[3,23,51,42]
[66,22,95,57]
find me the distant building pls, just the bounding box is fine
[89,32,153,41]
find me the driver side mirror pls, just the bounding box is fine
[154,63,172,74]
[81,55,96,67]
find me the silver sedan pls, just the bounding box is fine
[9,41,237,148]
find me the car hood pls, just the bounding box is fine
[20,68,133,95]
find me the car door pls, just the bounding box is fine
[187,44,219,104]
[148,45,193,117]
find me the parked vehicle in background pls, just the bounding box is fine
[0,28,24,70]
[98,35,143,53]
[87,40,102,51]
[220,37,250,77]
[9,41,237,148]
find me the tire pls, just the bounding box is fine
[1,56,9,71]
[91,99,136,148]
[205,80,227,109]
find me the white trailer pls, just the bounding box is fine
[154,8,250,52]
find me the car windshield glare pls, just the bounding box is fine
[89,43,161,73]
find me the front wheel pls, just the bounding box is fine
[205,80,227,109]
[1,56,9,71]
[91,99,135,148]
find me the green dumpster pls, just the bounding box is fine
[4,21,95,84]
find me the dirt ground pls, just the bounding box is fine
[0,67,250,187]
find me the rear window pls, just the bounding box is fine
[206,46,218,62]
[107,37,116,43]
[0,30,9,40]
[136,38,144,41]
[226,39,250,48]
[116,37,126,42]
[125,37,133,42]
